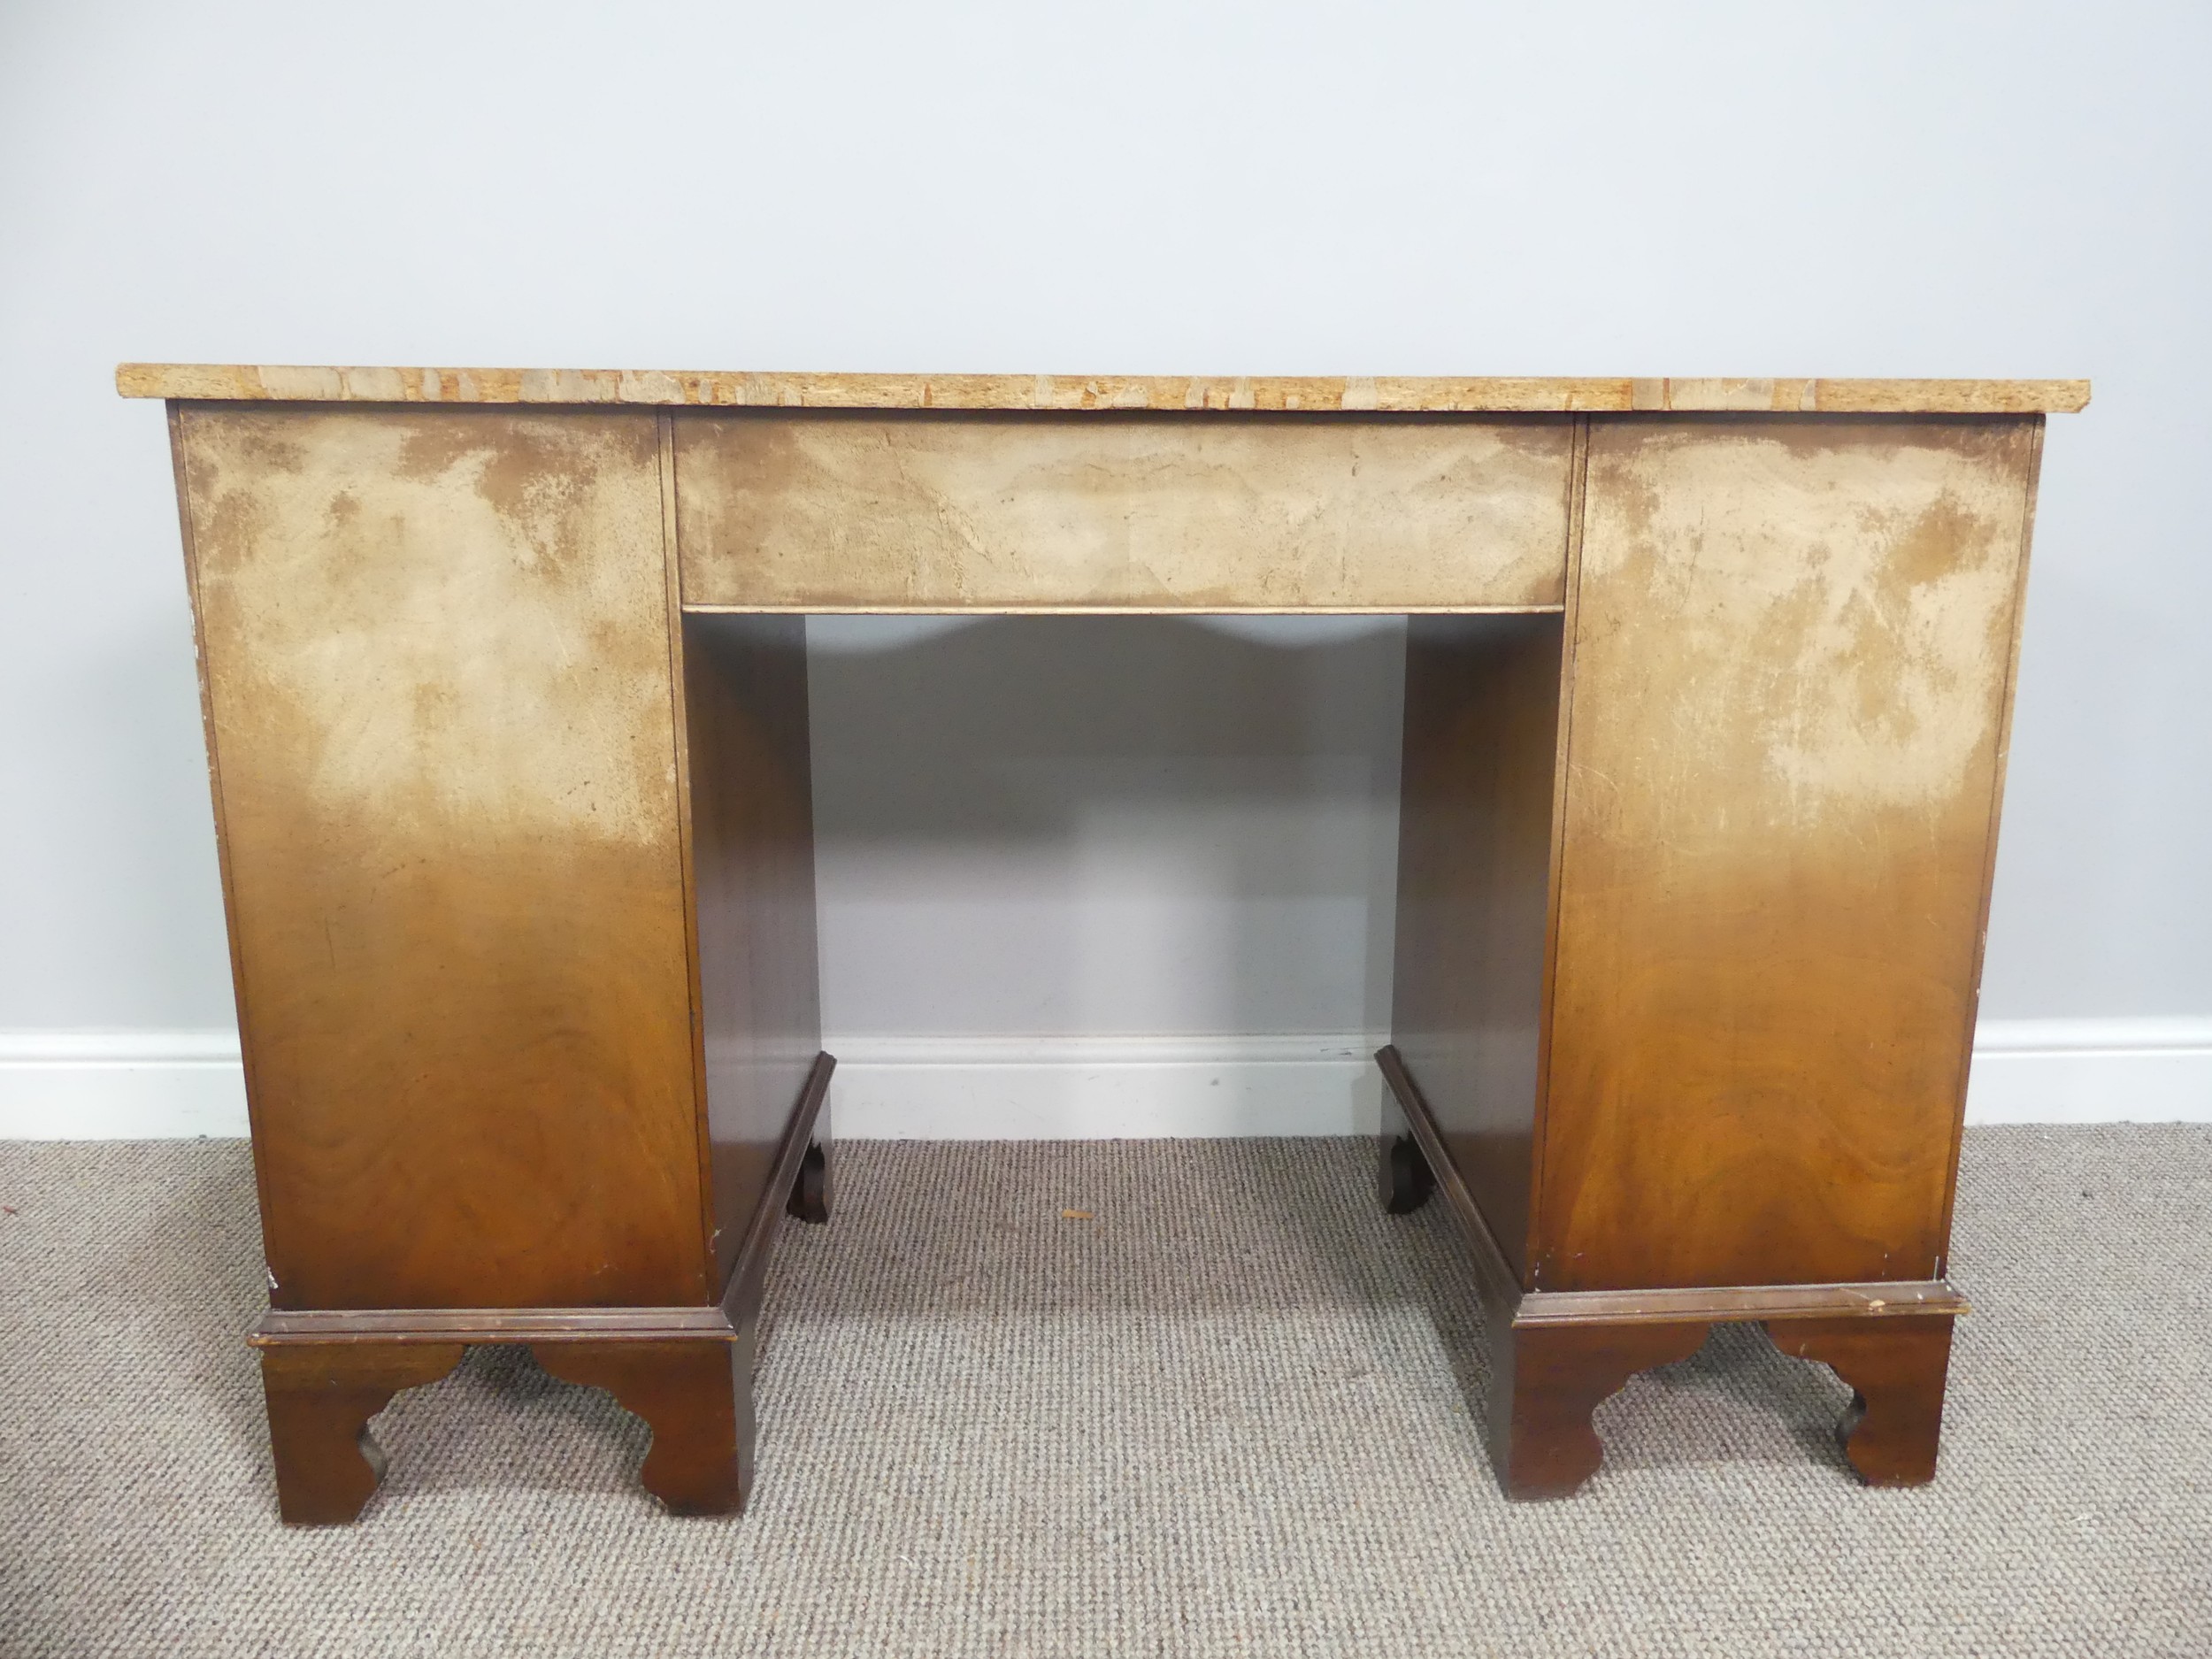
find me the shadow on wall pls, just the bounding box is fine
[804,614,1408,1045]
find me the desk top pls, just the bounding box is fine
[117,365,2089,415]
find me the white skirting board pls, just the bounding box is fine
[1,1021,2208,1140]
[0,1032,254,1140]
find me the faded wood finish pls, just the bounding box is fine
[1535,416,2042,1293]
[673,412,1573,612]
[136,365,2078,1517]
[1378,414,2043,1498]
[174,404,708,1311]
[119,363,2091,415]
[1388,614,1568,1275]
[678,611,824,1286]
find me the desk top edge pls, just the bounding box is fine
[117,365,2091,415]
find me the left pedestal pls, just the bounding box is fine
[169,403,826,1522]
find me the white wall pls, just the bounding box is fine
[2,1,2208,1133]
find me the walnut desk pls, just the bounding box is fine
[119,365,2087,1521]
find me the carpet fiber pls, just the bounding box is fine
[2,1127,2208,1656]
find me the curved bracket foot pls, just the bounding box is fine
[534,1336,755,1515]
[257,1342,465,1524]
[1766,1314,1954,1486]
[1489,1319,1712,1500]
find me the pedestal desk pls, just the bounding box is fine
[119,365,2087,1521]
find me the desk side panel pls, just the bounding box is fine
[177,404,709,1310]
[1536,416,2039,1291]
[674,412,1572,611]
[679,612,824,1290]
[1389,614,1565,1279]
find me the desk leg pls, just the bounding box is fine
[534,1335,756,1516]
[258,1342,465,1524]
[1766,1314,1954,1486]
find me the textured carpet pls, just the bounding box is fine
[1,1127,2208,1657]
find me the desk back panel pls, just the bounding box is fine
[672,412,1574,612]
[173,404,714,1310]
[1532,415,2041,1291]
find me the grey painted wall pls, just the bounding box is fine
[1,2,2205,1046]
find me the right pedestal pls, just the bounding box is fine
[1385,412,2042,1497]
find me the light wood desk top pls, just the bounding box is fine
[118,364,2089,416]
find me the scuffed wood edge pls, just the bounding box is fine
[251,1305,742,1345]
[1516,1280,1970,1329]
[117,365,2092,415]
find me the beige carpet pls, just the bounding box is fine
[1,1127,2208,1657]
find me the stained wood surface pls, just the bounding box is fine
[150,378,2054,1509]
[175,405,710,1310]
[673,412,1573,611]
[1387,615,1567,1273]
[119,363,2091,414]
[677,612,824,1287]
[1535,416,2042,1292]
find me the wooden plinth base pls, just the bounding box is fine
[250,1054,833,1525]
[1377,1045,1963,1501]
